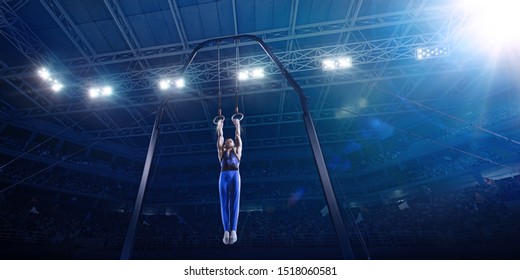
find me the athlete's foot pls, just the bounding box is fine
[222,231,230,245]
[229,230,237,244]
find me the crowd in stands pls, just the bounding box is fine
[2,103,520,257]
[1,174,520,255]
[432,103,520,140]
[51,170,132,200]
[171,165,319,184]
[402,155,480,183]
[0,135,140,178]
[0,158,324,204]
[0,162,137,200]
[5,130,487,190]
[400,144,508,185]
[163,181,325,204]
[359,150,403,169]
[358,103,520,170]
[351,176,520,235]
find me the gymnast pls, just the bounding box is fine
[215,117,242,245]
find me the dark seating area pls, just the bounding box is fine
[2,171,520,259]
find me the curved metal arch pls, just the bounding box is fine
[121,34,354,260]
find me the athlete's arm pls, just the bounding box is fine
[233,118,242,160]
[216,119,224,161]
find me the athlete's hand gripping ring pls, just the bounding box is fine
[231,112,244,122]
[213,115,225,124]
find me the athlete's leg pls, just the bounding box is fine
[219,172,231,244]
[228,171,241,244]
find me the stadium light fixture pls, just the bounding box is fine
[50,82,63,92]
[37,68,51,80]
[89,86,113,98]
[322,57,352,70]
[159,79,171,90]
[158,78,185,91]
[174,78,185,88]
[37,67,64,92]
[237,68,264,81]
[415,46,449,60]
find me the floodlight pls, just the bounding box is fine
[415,46,449,60]
[89,86,112,98]
[322,59,335,70]
[50,82,63,92]
[251,68,264,78]
[237,71,248,81]
[174,78,185,88]
[89,88,100,98]
[37,67,64,92]
[338,57,352,68]
[37,68,51,80]
[322,57,352,70]
[102,86,112,96]
[159,78,184,90]
[237,68,264,81]
[159,79,171,90]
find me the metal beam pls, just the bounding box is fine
[40,0,98,64]
[168,0,188,50]
[0,74,85,135]
[285,0,299,51]
[76,101,446,141]
[0,2,145,147]
[1,5,460,87]
[231,0,238,35]
[120,98,165,260]
[7,57,486,121]
[336,0,362,45]
[0,1,58,66]
[47,4,456,70]
[65,32,447,93]
[346,0,421,132]
[104,0,149,70]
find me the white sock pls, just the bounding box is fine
[229,230,237,244]
[222,231,230,245]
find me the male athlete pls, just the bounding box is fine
[216,118,242,245]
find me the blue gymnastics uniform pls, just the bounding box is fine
[219,149,241,232]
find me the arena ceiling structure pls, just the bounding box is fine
[1,0,520,205]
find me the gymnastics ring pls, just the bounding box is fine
[212,115,225,124]
[231,112,244,121]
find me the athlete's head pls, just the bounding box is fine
[225,138,235,149]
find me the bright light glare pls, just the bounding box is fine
[251,68,264,78]
[237,71,248,81]
[37,68,51,80]
[102,86,112,96]
[237,68,264,81]
[89,88,99,98]
[322,59,335,70]
[415,47,449,60]
[159,78,184,90]
[37,67,64,92]
[175,78,185,88]
[159,79,171,90]
[89,86,112,98]
[51,82,63,92]
[322,57,352,70]
[462,0,520,48]
[337,58,352,68]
